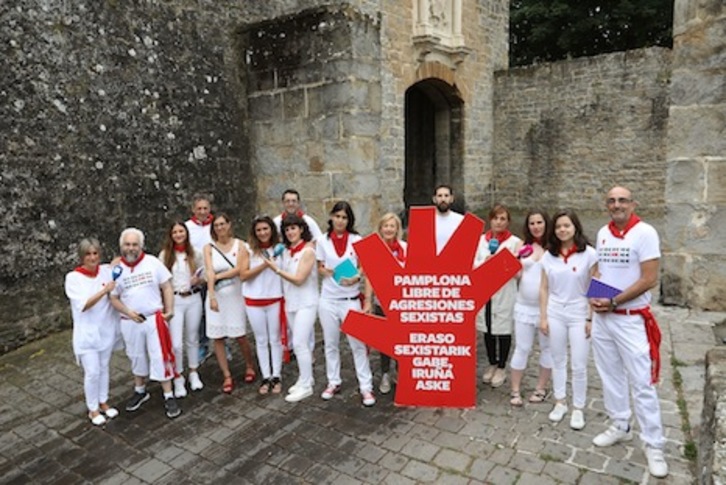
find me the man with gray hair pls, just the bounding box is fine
[110,228,181,419]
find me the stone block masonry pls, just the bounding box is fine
[0,1,256,352]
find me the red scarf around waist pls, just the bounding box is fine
[244,297,290,363]
[613,306,661,384]
[608,214,641,239]
[154,311,177,379]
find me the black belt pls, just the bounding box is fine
[333,295,360,301]
[175,288,202,297]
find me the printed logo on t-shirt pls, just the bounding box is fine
[598,246,631,265]
[121,271,155,291]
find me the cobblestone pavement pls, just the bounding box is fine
[1,305,717,484]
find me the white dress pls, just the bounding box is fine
[206,239,247,339]
[475,234,522,335]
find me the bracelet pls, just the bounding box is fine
[585,317,592,322]
[610,298,618,309]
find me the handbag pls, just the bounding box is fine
[211,243,237,292]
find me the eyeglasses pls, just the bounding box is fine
[606,197,632,205]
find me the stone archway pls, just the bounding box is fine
[404,79,465,212]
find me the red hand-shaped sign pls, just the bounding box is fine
[342,207,521,407]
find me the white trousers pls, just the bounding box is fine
[510,306,553,370]
[121,317,169,382]
[287,305,318,388]
[246,302,283,379]
[170,294,202,373]
[318,297,372,393]
[592,312,665,448]
[547,300,590,408]
[79,347,113,412]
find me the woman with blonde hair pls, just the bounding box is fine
[363,212,407,394]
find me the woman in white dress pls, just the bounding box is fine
[317,201,375,407]
[263,214,319,402]
[64,238,121,426]
[241,215,285,395]
[204,213,255,394]
[159,221,205,397]
[540,208,597,430]
[509,209,553,406]
[476,204,522,388]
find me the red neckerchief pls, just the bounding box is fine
[331,231,349,258]
[121,252,146,272]
[613,306,661,383]
[485,230,512,244]
[259,241,273,250]
[281,210,304,220]
[533,237,543,246]
[289,241,306,258]
[155,312,177,378]
[608,214,641,239]
[560,245,578,264]
[174,244,186,253]
[74,265,99,277]
[386,239,406,263]
[191,214,214,226]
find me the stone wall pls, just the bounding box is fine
[0,1,255,352]
[491,48,671,222]
[663,0,726,311]
[700,348,726,484]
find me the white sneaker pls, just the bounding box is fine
[174,376,187,398]
[102,406,119,419]
[482,366,496,383]
[593,424,633,447]
[188,371,204,391]
[362,391,376,407]
[570,409,585,430]
[89,412,106,426]
[321,384,341,400]
[645,447,669,478]
[548,402,568,422]
[379,373,391,394]
[285,386,313,403]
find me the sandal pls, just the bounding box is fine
[244,368,257,384]
[222,376,234,394]
[529,389,549,403]
[258,379,271,395]
[270,377,282,394]
[510,391,524,407]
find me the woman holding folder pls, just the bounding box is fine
[316,201,375,407]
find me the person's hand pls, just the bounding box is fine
[585,319,592,338]
[320,266,334,278]
[129,310,145,324]
[590,297,611,313]
[162,311,174,321]
[339,276,358,287]
[209,296,219,312]
[539,319,549,336]
[104,281,116,294]
[263,258,279,274]
[190,275,202,287]
[362,300,372,314]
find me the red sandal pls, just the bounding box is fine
[222,376,234,394]
[244,368,256,384]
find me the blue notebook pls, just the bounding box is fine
[333,258,359,284]
[586,278,622,299]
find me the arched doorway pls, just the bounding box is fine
[404,79,465,212]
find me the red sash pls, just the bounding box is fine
[154,311,177,379]
[613,306,661,384]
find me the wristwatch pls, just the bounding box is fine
[610,298,618,310]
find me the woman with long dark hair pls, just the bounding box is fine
[241,215,285,395]
[204,213,256,394]
[540,208,597,430]
[509,210,553,406]
[316,201,375,406]
[159,221,205,396]
[263,214,319,402]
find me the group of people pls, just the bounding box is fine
[64,184,668,478]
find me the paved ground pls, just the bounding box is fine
[1,305,720,484]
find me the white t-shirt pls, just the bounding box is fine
[158,250,204,293]
[435,210,464,254]
[273,213,324,242]
[596,221,660,309]
[316,232,363,299]
[185,219,213,253]
[242,248,283,299]
[112,254,172,316]
[65,265,120,356]
[281,246,319,311]
[541,246,598,305]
